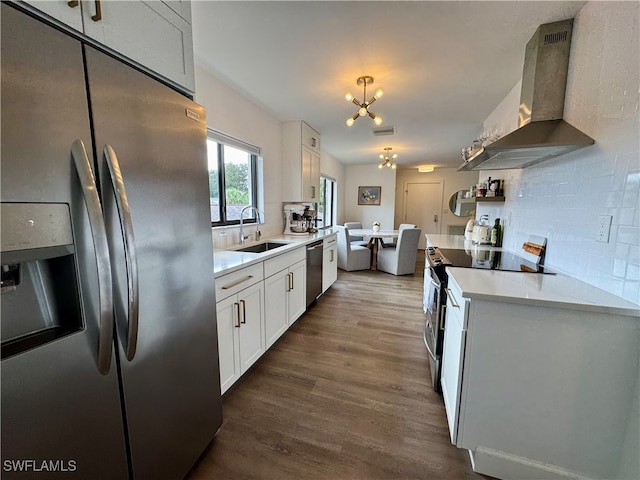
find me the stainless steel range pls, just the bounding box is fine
[423,246,552,392]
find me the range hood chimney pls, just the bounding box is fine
[459,19,594,171]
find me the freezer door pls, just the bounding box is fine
[84,47,222,479]
[0,5,128,479]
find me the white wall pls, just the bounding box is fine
[476,1,640,306]
[194,65,346,244]
[320,150,346,225]
[344,165,396,230]
[394,167,479,234]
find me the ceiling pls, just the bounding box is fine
[191,1,586,169]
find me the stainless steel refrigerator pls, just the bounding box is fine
[1,4,222,479]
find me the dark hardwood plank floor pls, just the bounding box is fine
[187,253,486,480]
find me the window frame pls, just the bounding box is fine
[319,175,336,229]
[207,129,260,227]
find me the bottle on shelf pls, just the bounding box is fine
[490,218,502,247]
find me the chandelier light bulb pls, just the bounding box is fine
[345,93,353,102]
[378,163,383,169]
[346,117,355,127]
[375,88,384,99]
[373,116,383,126]
[379,154,384,159]
[358,107,367,117]
[392,163,397,169]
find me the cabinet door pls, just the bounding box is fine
[309,150,320,201]
[264,269,289,348]
[288,260,307,324]
[22,0,84,31]
[81,1,195,92]
[441,300,467,445]
[237,282,265,374]
[301,147,314,202]
[216,295,240,394]
[322,245,338,292]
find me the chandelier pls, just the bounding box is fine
[345,76,383,127]
[378,147,397,169]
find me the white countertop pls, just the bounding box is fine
[426,234,499,251]
[213,228,337,277]
[447,267,640,317]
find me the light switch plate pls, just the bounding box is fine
[596,215,613,242]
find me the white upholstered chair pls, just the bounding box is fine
[335,225,371,271]
[344,221,368,247]
[376,228,421,275]
[382,223,416,248]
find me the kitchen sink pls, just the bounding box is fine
[235,241,290,253]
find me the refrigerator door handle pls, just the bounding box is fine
[71,139,114,374]
[103,144,140,361]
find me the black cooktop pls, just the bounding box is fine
[437,248,552,274]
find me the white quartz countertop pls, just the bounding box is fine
[447,267,640,317]
[213,228,337,277]
[426,234,500,251]
[428,234,639,316]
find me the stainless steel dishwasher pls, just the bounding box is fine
[306,240,323,307]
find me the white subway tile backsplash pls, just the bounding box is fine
[478,2,639,305]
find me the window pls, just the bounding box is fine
[318,176,336,228]
[207,130,259,226]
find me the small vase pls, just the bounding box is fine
[372,225,380,232]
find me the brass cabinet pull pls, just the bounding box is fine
[330,249,334,262]
[240,299,246,324]
[91,0,102,21]
[221,275,254,290]
[234,303,241,328]
[290,272,294,290]
[445,288,460,309]
[67,1,79,7]
[440,304,446,331]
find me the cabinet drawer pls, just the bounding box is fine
[264,247,306,278]
[301,121,320,152]
[323,234,337,249]
[215,263,263,301]
[445,276,468,329]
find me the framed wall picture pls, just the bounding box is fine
[358,186,381,205]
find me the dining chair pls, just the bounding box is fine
[344,221,368,246]
[382,223,416,248]
[335,225,371,271]
[376,228,421,275]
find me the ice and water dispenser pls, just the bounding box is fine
[1,203,83,359]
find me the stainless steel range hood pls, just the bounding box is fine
[459,19,594,171]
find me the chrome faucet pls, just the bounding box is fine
[239,205,262,244]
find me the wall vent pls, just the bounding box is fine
[372,126,396,136]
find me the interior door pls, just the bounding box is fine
[0,6,128,478]
[404,182,444,249]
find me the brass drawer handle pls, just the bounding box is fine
[221,275,254,290]
[445,288,460,309]
[91,0,102,21]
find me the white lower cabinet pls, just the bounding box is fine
[440,279,468,445]
[322,234,337,292]
[215,265,265,394]
[264,259,306,348]
[440,271,639,480]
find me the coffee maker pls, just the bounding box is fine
[283,204,310,236]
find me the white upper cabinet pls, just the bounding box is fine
[22,0,84,31]
[282,121,321,203]
[20,0,195,93]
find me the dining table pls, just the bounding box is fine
[349,229,400,270]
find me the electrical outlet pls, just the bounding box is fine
[596,215,613,242]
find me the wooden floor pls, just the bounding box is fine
[187,254,486,480]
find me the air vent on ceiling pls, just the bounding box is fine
[544,30,568,44]
[372,126,396,136]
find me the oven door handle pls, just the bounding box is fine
[423,325,437,359]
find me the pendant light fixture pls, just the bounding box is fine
[345,76,383,127]
[378,147,397,169]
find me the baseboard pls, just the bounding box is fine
[468,446,597,480]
